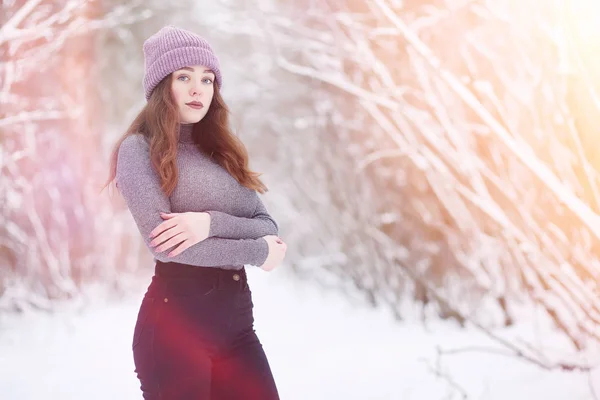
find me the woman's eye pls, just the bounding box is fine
[177,75,189,81]
[202,78,213,84]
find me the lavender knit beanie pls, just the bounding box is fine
[142,25,222,101]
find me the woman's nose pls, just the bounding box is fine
[190,84,202,97]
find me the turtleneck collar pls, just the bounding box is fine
[178,123,194,144]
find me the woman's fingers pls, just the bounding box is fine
[149,217,178,240]
[168,241,192,257]
[150,226,180,248]
[154,231,186,253]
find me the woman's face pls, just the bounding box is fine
[171,64,215,124]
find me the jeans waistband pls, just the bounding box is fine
[153,260,248,293]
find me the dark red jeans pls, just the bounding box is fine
[132,260,280,400]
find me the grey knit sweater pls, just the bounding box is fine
[116,124,277,270]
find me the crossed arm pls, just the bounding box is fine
[205,198,278,240]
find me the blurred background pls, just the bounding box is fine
[2,0,600,398]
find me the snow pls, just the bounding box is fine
[1,267,598,400]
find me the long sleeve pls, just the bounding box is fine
[206,193,279,239]
[116,134,269,268]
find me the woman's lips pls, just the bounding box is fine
[186,102,203,110]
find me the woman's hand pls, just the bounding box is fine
[149,211,211,257]
[259,235,287,271]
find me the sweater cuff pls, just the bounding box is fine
[206,210,223,238]
[251,237,269,267]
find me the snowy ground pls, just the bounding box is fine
[1,266,598,400]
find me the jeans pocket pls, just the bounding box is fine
[132,297,155,350]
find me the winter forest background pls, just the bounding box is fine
[2,0,600,399]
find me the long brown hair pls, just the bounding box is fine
[102,74,268,196]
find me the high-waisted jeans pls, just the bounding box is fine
[131,260,280,400]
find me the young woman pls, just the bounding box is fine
[104,26,286,399]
